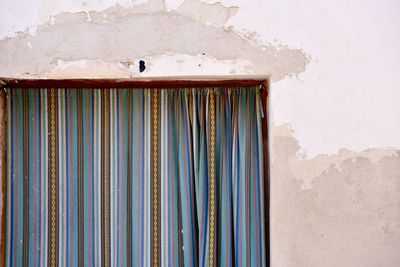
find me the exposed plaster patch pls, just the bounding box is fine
[270,123,400,266]
[20,54,254,78]
[52,58,88,68]
[164,0,185,11]
[137,53,254,76]
[44,59,131,78]
[51,11,89,24]
[0,2,308,80]
[176,0,238,27]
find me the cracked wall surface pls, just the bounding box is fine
[1,0,400,266]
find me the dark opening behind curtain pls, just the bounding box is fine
[6,87,266,266]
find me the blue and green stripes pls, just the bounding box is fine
[6,87,266,267]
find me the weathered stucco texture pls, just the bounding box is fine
[270,125,400,266]
[1,0,400,266]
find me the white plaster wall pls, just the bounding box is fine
[1,0,400,266]
[2,0,400,157]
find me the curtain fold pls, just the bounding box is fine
[6,87,266,267]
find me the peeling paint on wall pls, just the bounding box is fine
[2,1,400,266]
[270,124,400,266]
[0,0,309,80]
[272,124,400,190]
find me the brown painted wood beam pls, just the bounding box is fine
[0,78,266,88]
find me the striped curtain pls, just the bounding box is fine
[6,87,266,267]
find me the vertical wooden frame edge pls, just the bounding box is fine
[0,89,6,267]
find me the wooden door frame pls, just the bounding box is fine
[0,78,270,266]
